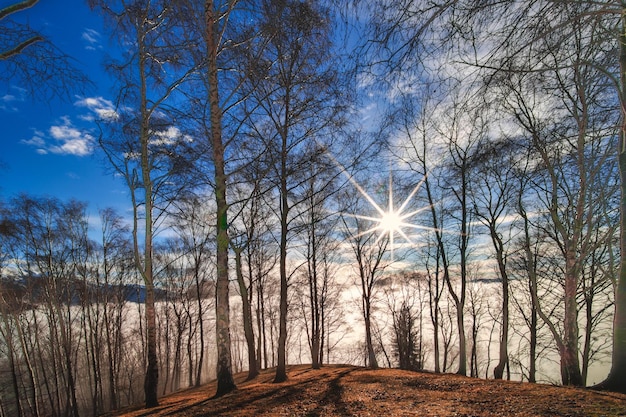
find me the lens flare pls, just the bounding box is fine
[329,153,434,262]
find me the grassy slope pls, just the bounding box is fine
[101,364,626,417]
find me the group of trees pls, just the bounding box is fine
[1,0,626,415]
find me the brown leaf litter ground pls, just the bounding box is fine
[101,364,626,417]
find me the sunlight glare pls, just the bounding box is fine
[327,152,436,263]
[379,210,403,235]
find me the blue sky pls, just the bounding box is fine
[1,0,129,215]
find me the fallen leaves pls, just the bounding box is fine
[101,365,626,417]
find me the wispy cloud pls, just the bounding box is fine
[75,96,119,121]
[82,28,102,51]
[21,130,47,154]
[22,117,94,156]
[0,87,26,112]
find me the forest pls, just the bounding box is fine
[1,0,626,416]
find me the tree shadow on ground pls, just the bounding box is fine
[102,364,626,417]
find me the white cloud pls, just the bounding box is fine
[75,96,119,121]
[50,116,83,139]
[48,118,94,156]
[49,138,92,156]
[0,88,25,112]
[151,126,181,146]
[22,117,94,156]
[151,126,194,146]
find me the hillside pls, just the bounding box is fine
[101,365,626,417]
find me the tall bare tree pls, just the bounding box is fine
[171,196,215,387]
[295,157,342,369]
[89,0,197,406]
[205,0,235,395]
[341,184,391,369]
[245,0,344,382]
[495,30,618,384]
[470,139,521,379]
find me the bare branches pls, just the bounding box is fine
[0,33,42,60]
[0,1,89,100]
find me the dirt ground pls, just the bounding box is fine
[101,365,626,417]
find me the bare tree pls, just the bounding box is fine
[355,0,623,388]
[293,158,343,369]
[385,272,428,371]
[469,138,521,379]
[97,208,134,410]
[171,196,216,387]
[392,91,449,373]
[7,196,89,416]
[496,37,618,384]
[230,234,259,380]
[0,0,88,99]
[244,0,345,383]
[89,0,197,406]
[341,185,390,369]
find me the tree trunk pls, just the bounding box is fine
[234,247,259,380]
[308,213,321,370]
[599,7,626,393]
[492,230,509,380]
[205,0,236,397]
[529,296,537,383]
[274,84,291,384]
[364,302,378,369]
[274,187,289,383]
[456,306,467,376]
[456,167,469,377]
[140,47,159,407]
[144,285,159,406]
[16,317,39,416]
[562,254,583,386]
[1,313,23,417]
[194,264,205,388]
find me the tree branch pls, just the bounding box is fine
[0,35,43,60]
[0,0,39,21]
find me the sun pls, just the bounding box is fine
[325,152,436,261]
[379,210,403,235]
[341,168,430,261]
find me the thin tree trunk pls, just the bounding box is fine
[562,260,583,386]
[274,88,291,384]
[1,313,23,417]
[364,301,378,369]
[194,262,205,387]
[274,197,289,382]
[16,316,39,416]
[140,65,159,410]
[492,228,509,380]
[599,6,626,393]
[234,246,259,380]
[308,214,321,369]
[205,0,236,397]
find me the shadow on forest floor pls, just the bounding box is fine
[101,364,626,417]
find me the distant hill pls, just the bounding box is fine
[100,365,626,417]
[0,275,172,312]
